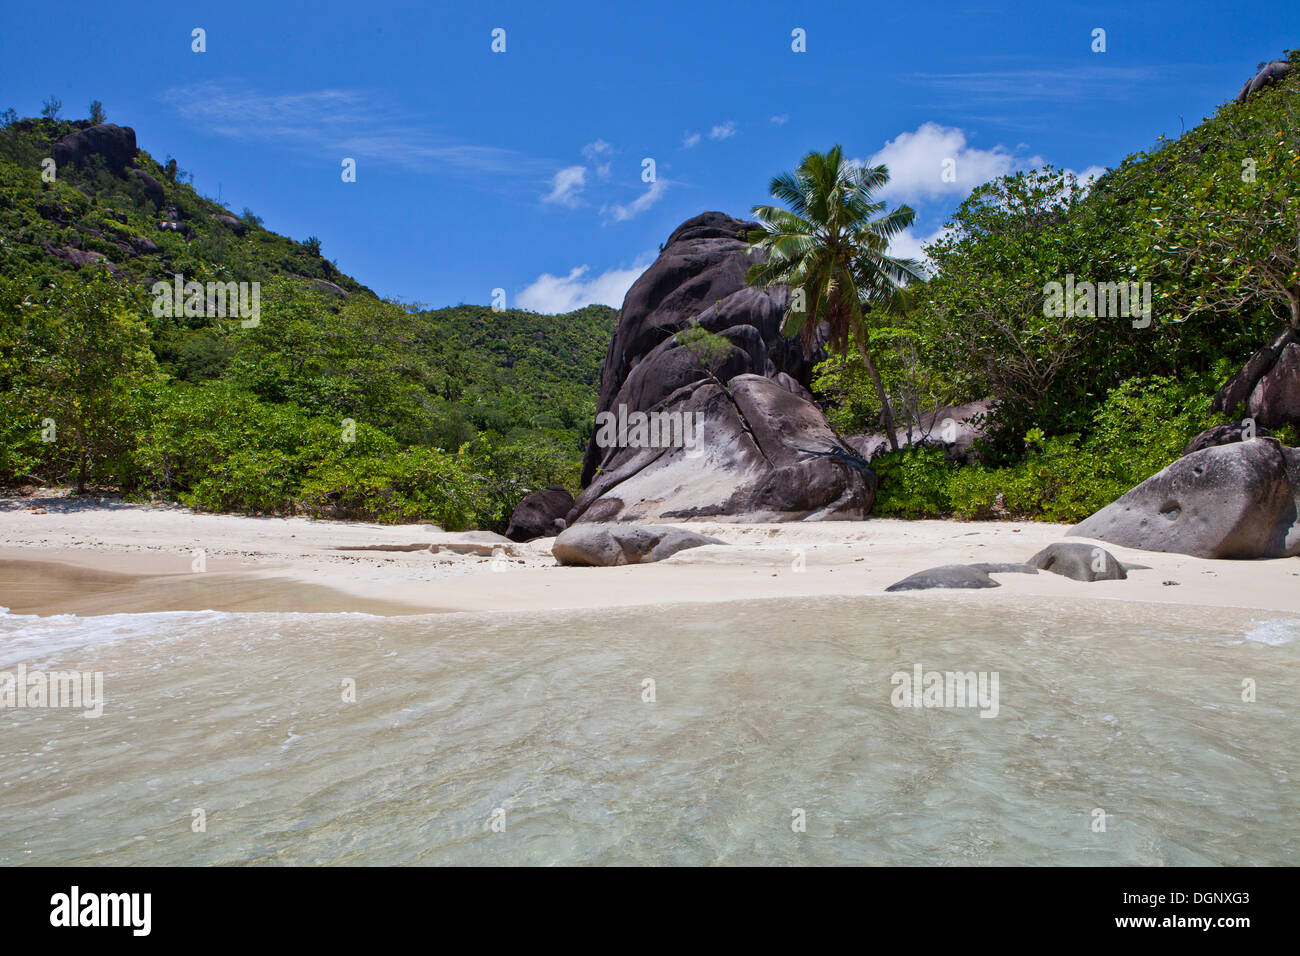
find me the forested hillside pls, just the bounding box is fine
[0,106,614,529]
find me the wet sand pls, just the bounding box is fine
[0,558,434,616]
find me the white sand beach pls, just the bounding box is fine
[3,492,1297,616]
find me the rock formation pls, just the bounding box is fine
[505,485,573,542]
[1237,59,1293,102]
[51,123,138,174]
[552,523,725,566]
[1069,439,1300,559]
[570,211,872,524]
[1212,328,1300,428]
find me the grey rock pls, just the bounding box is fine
[1069,440,1300,559]
[1183,421,1271,456]
[552,523,725,566]
[969,562,1038,575]
[51,123,137,173]
[849,400,992,464]
[505,485,574,542]
[128,168,164,206]
[885,564,1000,591]
[1237,59,1293,102]
[1029,542,1127,581]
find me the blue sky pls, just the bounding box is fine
[3,1,1297,311]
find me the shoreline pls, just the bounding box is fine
[4,493,1300,617]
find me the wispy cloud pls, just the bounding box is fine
[910,66,1162,104]
[543,165,587,207]
[162,82,545,177]
[582,139,613,178]
[709,121,737,140]
[770,114,788,126]
[682,131,701,149]
[601,178,670,222]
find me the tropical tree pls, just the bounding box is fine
[745,146,924,449]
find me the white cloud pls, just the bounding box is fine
[517,254,655,313]
[888,225,949,275]
[709,121,736,140]
[682,131,701,149]
[582,139,613,178]
[866,122,1043,202]
[602,178,669,222]
[770,114,788,126]
[543,165,587,207]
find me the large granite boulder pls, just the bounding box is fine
[505,485,574,542]
[1212,328,1300,428]
[570,373,874,524]
[552,523,725,566]
[52,123,138,174]
[572,211,866,523]
[885,565,1000,591]
[1069,439,1300,559]
[580,211,827,487]
[1029,542,1127,581]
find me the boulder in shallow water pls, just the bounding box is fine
[884,565,1000,591]
[552,523,725,566]
[1069,439,1300,559]
[1028,542,1127,581]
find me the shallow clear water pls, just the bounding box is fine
[0,596,1296,865]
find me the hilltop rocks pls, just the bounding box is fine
[885,565,1000,591]
[1069,439,1300,559]
[552,523,724,566]
[51,123,138,173]
[127,168,164,206]
[572,211,867,524]
[1237,59,1293,102]
[505,485,574,542]
[211,213,247,236]
[1028,542,1127,581]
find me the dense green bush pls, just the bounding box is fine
[872,373,1228,521]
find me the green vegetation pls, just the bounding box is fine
[795,51,1300,521]
[0,108,614,529]
[745,145,924,451]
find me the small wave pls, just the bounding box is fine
[1244,618,1300,645]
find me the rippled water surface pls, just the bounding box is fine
[1,596,1296,865]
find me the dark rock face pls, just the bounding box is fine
[1028,542,1127,581]
[1183,421,1271,456]
[570,373,874,524]
[505,485,574,542]
[127,168,164,206]
[51,124,138,174]
[885,565,999,591]
[551,523,725,566]
[1069,439,1300,559]
[572,211,866,524]
[969,562,1038,575]
[1237,60,1293,102]
[1212,328,1300,428]
[849,400,992,463]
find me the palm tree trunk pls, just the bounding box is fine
[853,325,899,451]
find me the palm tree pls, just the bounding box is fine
[746,146,924,451]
